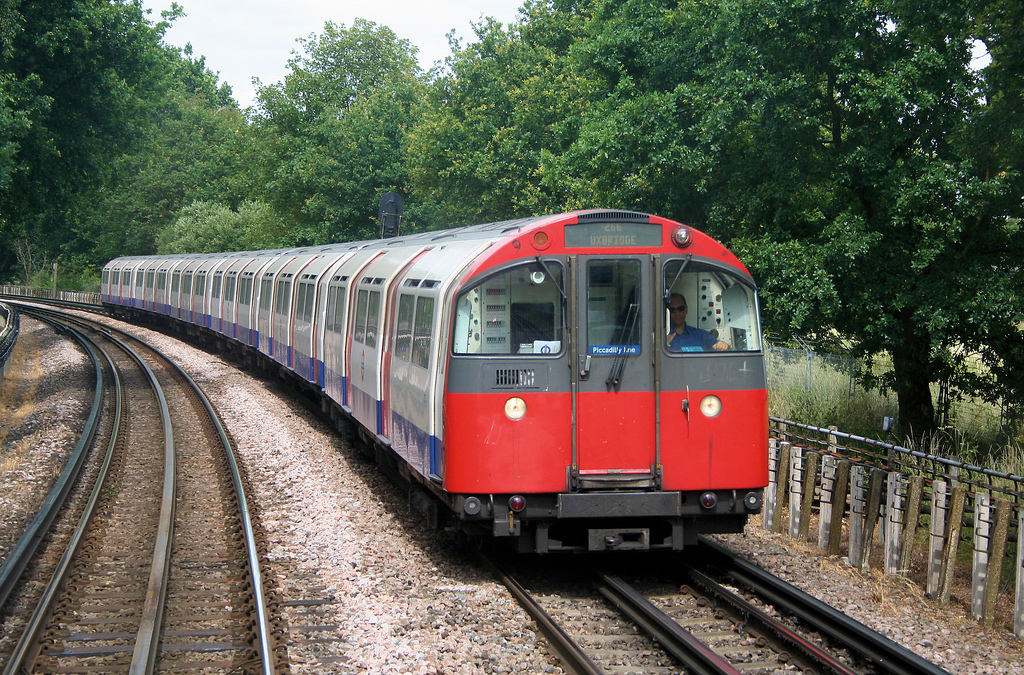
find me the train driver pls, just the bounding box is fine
[665,293,729,352]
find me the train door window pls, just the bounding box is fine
[182,273,192,295]
[412,296,435,368]
[453,261,564,355]
[196,272,206,297]
[662,259,762,353]
[102,270,109,286]
[225,275,236,302]
[365,291,381,348]
[395,294,414,360]
[145,269,155,290]
[239,277,253,306]
[212,273,222,300]
[326,286,345,334]
[136,269,144,290]
[259,277,273,311]
[297,282,315,323]
[157,272,167,292]
[586,260,641,356]
[275,280,291,316]
[171,272,180,293]
[354,289,369,343]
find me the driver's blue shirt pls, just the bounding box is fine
[668,325,718,352]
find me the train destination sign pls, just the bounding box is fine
[565,222,662,248]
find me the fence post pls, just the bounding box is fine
[984,499,1011,628]
[859,468,887,573]
[937,485,968,605]
[789,448,804,539]
[898,475,924,574]
[772,442,791,534]
[818,455,836,551]
[1015,506,1024,639]
[799,451,819,542]
[928,480,947,598]
[828,460,850,557]
[765,438,779,531]
[884,473,904,575]
[849,464,867,567]
[972,493,992,621]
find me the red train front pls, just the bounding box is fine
[440,211,768,552]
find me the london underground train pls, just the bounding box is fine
[102,210,768,552]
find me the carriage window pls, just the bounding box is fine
[587,260,641,356]
[365,291,381,348]
[182,273,193,295]
[146,270,155,290]
[326,286,345,334]
[663,259,762,353]
[171,272,180,293]
[259,278,273,311]
[275,280,291,315]
[158,272,167,291]
[354,289,369,343]
[224,276,236,302]
[395,294,414,360]
[453,261,564,355]
[212,273,222,299]
[136,270,144,289]
[412,297,434,368]
[239,277,253,306]
[297,282,315,323]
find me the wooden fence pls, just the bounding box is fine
[765,424,1024,638]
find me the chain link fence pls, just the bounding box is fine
[765,340,1020,455]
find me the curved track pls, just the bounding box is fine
[0,306,277,674]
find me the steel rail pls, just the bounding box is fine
[2,305,175,675]
[697,537,952,675]
[2,318,125,675]
[480,554,605,675]
[593,571,742,675]
[681,564,861,675]
[15,303,276,674]
[0,314,105,611]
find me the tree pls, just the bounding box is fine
[0,0,169,278]
[156,200,283,253]
[250,19,424,244]
[407,1,595,226]
[650,0,1024,441]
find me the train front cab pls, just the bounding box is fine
[443,212,768,553]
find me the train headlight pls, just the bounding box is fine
[699,395,722,418]
[504,397,527,420]
[671,226,693,248]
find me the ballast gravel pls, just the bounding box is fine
[2,310,1024,674]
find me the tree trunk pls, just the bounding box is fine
[890,321,937,446]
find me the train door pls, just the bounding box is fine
[571,255,657,489]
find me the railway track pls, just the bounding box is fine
[0,307,278,674]
[489,538,952,675]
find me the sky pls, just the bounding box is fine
[141,0,526,110]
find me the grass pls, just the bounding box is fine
[766,346,1021,465]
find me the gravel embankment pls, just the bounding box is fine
[2,311,1023,674]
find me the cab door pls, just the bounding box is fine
[571,255,658,489]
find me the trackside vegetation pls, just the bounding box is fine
[1,0,1021,448]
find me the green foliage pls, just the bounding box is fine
[407,3,596,225]
[156,200,283,254]
[249,19,424,244]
